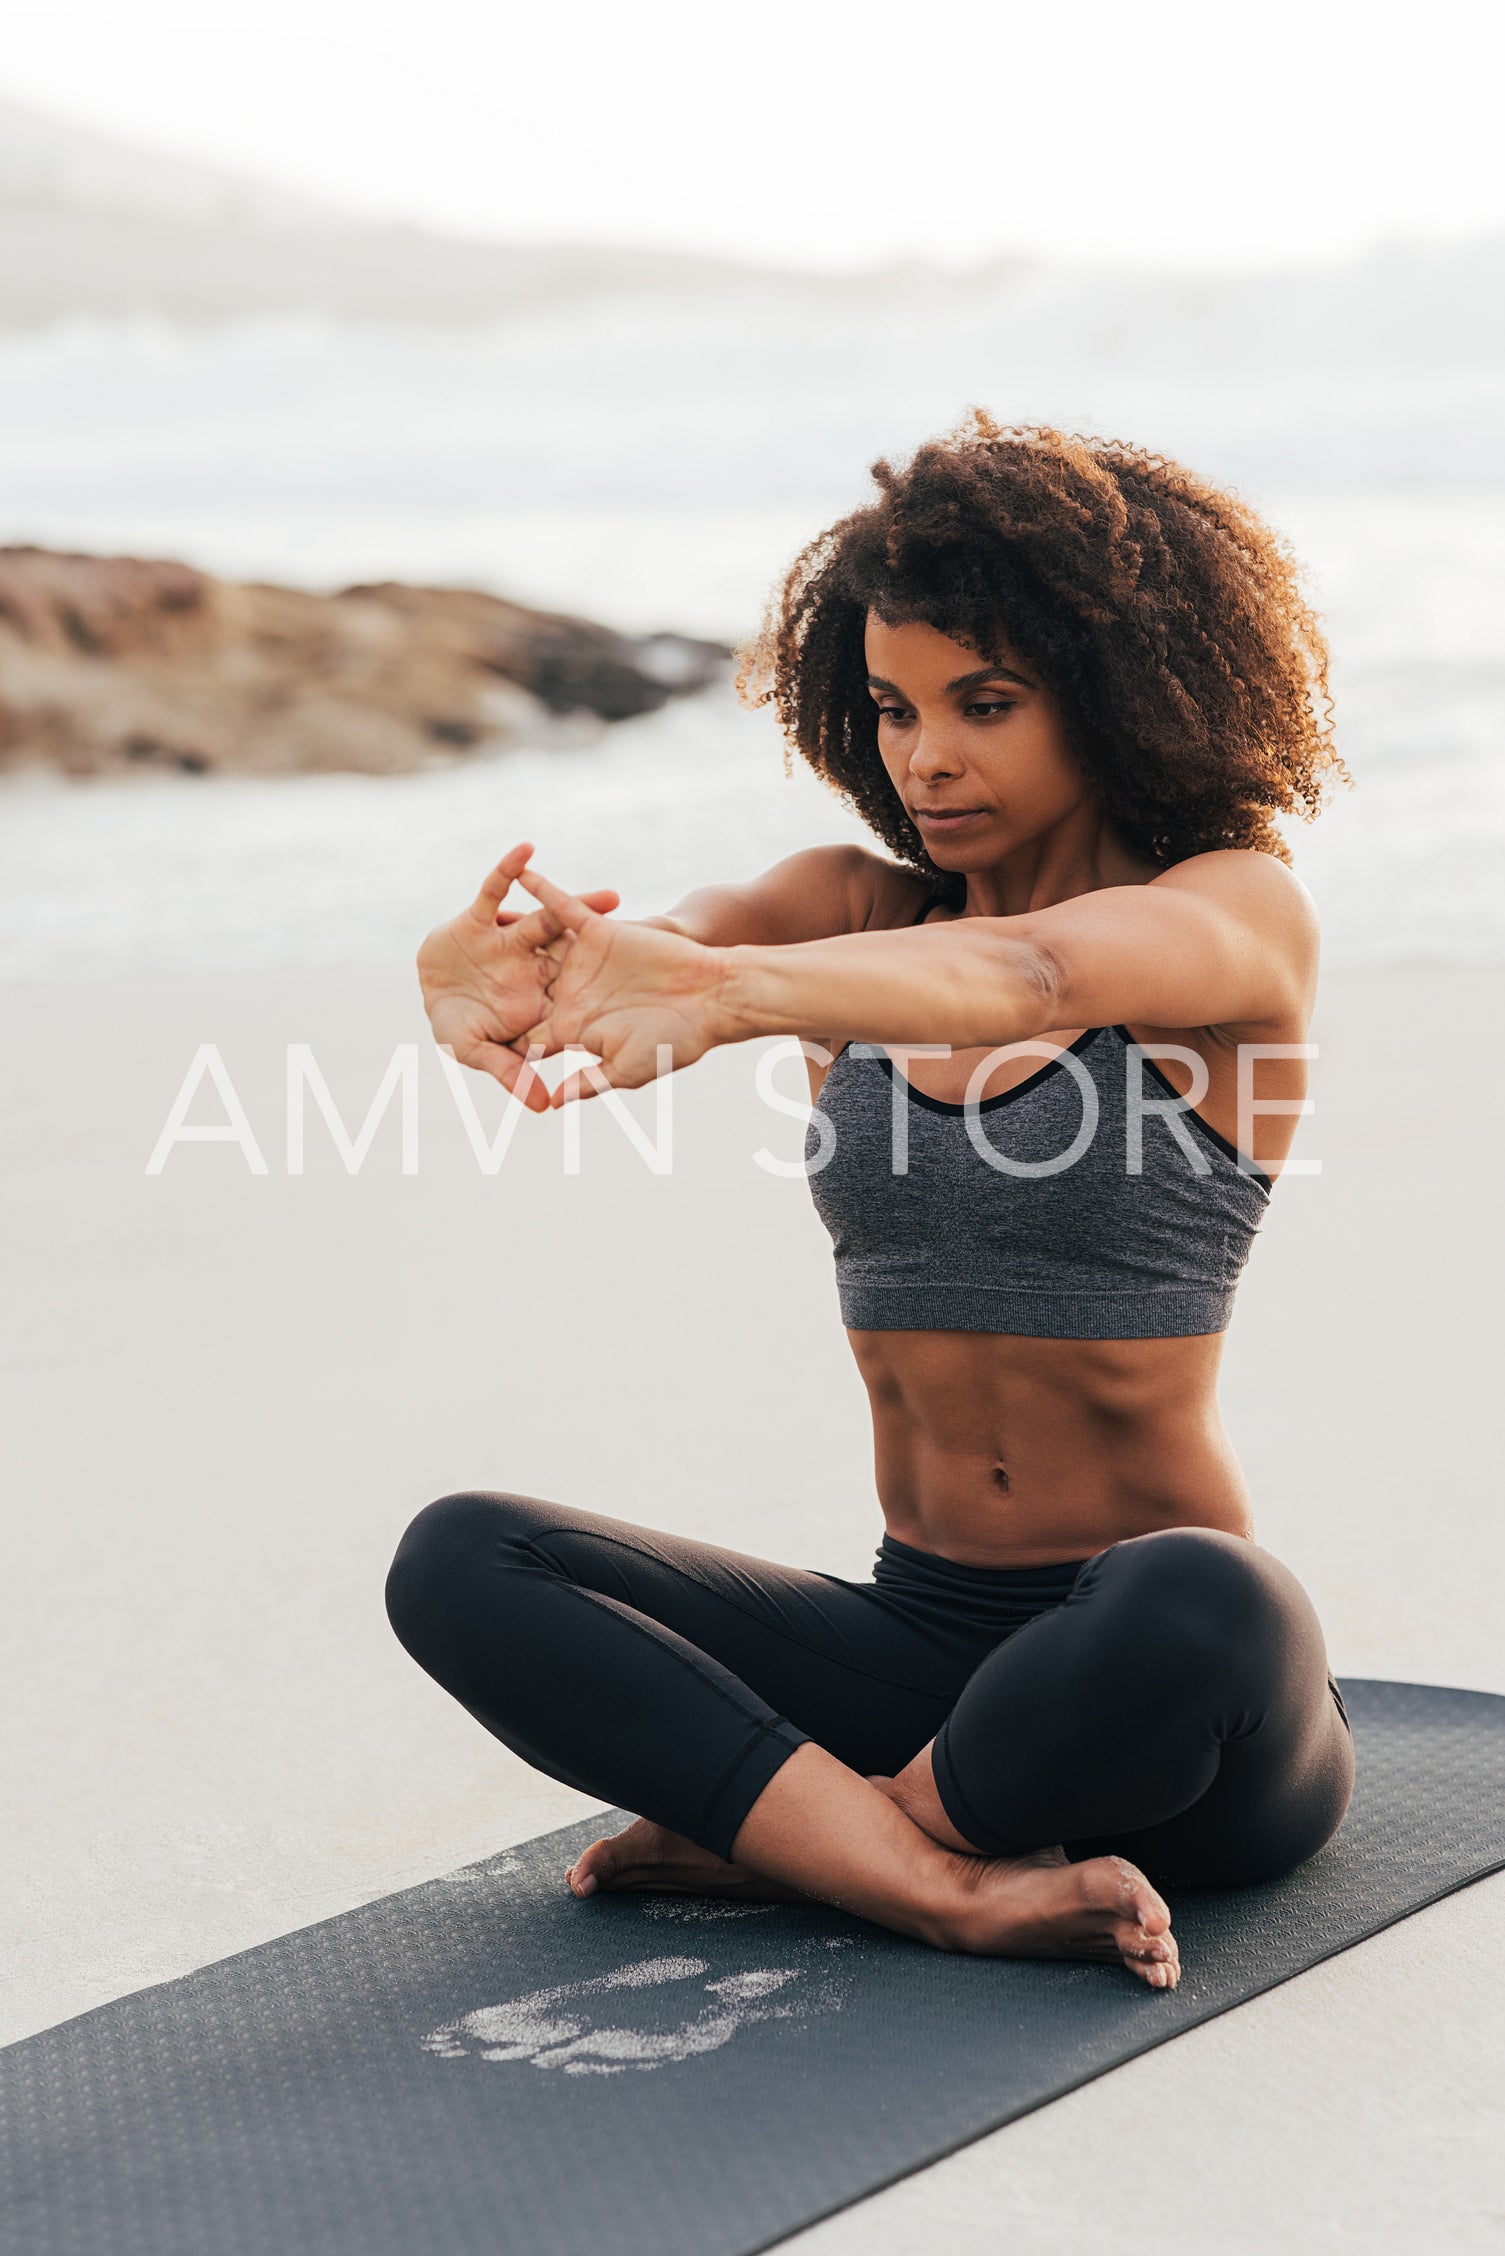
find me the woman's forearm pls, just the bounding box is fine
[715,921,1061,1049]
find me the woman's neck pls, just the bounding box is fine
[958,805,1157,920]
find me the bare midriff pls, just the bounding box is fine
[847,1326,1253,1568]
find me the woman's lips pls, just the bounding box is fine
[913,806,987,829]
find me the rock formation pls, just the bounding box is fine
[0,548,729,777]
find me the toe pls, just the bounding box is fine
[1121,1926,1180,1986]
[568,1836,620,1894]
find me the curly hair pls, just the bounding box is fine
[739,415,1342,897]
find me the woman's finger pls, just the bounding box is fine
[516,866,601,934]
[517,1019,569,1060]
[465,841,535,927]
[500,904,585,954]
[465,1039,552,1111]
[501,902,568,948]
[550,1062,617,1108]
[494,887,617,933]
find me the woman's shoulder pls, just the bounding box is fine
[851,851,942,933]
[1149,848,1319,943]
[805,844,943,936]
[660,844,929,946]
[739,844,933,939]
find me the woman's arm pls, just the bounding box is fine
[725,854,1318,1045]
[520,851,1317,1102]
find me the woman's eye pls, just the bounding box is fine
[876,706,912,724]
[966,697,1015,717]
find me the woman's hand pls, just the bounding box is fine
[417,841,620,1111]
[517,866,734,1104]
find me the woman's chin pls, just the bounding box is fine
[918,827,1001,871]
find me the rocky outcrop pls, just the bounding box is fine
[0,548,729,776]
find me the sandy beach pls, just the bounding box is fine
[3,956,1502,2250]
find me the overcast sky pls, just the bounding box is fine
[5,0,1503,270]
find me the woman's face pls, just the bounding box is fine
[865,614,1087,871]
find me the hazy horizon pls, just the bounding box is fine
[2,80,1498,289]
[6,0,1504,272]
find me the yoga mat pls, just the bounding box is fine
[3,1679,1503,2256]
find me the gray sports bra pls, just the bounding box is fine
[805,1026,1270,1341]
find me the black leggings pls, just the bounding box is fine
[385,1493,1354,1889]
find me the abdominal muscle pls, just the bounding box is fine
[848,1326,1254,1568]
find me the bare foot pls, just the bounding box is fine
[566,1816,809,1904]
[867,1755,1179,1989]
[932,1848,1179,1989]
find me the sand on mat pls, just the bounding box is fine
[2,962,1501,2253]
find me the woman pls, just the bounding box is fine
[387,418,1354,1992]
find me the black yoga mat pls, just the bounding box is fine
[4,1679,1503,2256]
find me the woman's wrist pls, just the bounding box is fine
[712,944,804,1043]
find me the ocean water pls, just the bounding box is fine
[0,305,1501,976]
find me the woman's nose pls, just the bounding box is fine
[910,726,962,779]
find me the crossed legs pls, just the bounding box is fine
[386,1494,1352,1987]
